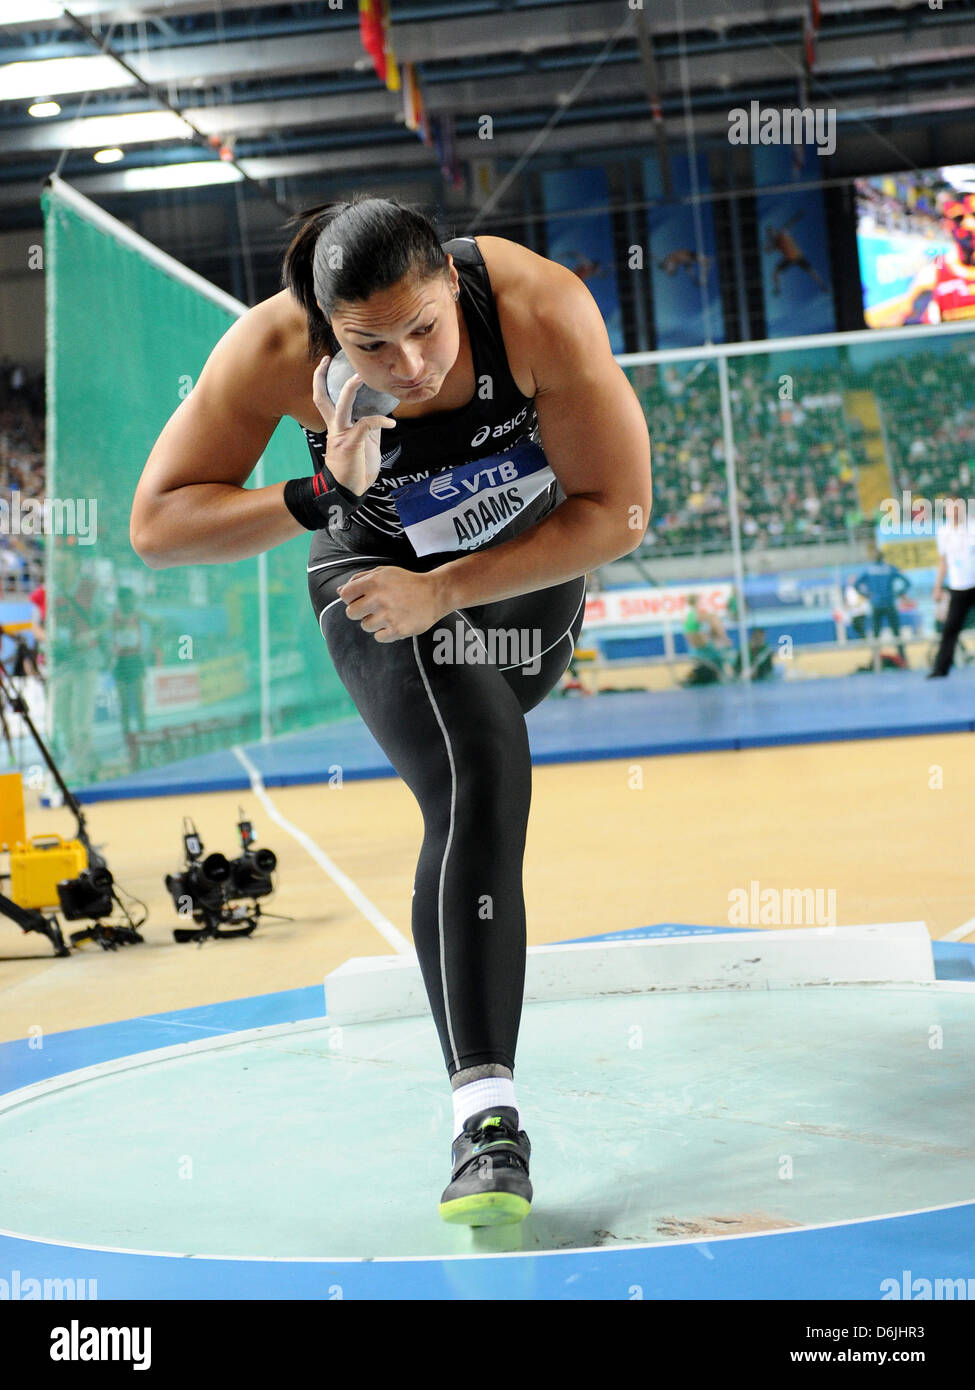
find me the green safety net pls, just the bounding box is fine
[41,181,354,788]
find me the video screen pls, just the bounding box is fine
[855,165,975,327]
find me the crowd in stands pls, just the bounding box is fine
[630,340,975,558]
[0,358,45,594]
[633,360,868,555]
[872,350,975,501]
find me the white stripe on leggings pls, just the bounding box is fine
[453,578,587,672]
[307,554,390,574]
[318,596,344,637]
[412,633,460,1072]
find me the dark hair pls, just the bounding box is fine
[280,194,451,362]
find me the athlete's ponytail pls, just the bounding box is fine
[280,194,450,362]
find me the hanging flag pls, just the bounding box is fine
[382,1,401,94]
[359,0,384,81]
[418,99,432,148]
[433,112,462,190]
[402,61,422,132]
[359,0,400,92]
[411,64,433,147]
[402,61,414,128]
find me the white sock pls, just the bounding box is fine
[452,1077,517,1140]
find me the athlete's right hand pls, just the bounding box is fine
[312,354,397,497]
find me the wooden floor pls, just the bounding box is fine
[2,728,972,1045]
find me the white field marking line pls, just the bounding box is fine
[3,1195,975,1265]
[231,745,412,955]
[940,918,975,943]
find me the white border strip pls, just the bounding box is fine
[617,317,975,365]
[44,173,247,318]
[323,923,939,1024]
[231,745,412,955]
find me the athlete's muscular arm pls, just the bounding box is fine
[130,307,306,567]
[434,261,651,607]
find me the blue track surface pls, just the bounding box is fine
[67,668,975,802]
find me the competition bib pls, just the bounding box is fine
[389,441,556,556]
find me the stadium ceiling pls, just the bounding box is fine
[1,0,974,221]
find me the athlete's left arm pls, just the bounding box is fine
[431,264,652,611]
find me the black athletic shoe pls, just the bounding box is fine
[438,1107,532,1227]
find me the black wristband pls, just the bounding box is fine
[283,470,364,532]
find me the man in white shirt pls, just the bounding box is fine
[929,490,975,677]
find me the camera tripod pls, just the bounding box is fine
[0,651,144,954]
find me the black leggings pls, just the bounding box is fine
[932,586,975,675]
[308,534,586,1079]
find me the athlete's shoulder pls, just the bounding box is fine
[201,289,302,376]
[472,235,575,298]
[235,289,315,413]
[251,288,307,354]
[471,236,595,362]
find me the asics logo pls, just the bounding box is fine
[470,406,530,449]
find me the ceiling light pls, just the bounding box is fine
[7,2,65,20]
[0,55,133,102]
[93,148,124,163]
[69,111,195,147]
[89,161,243,191]
[28,100,61,117]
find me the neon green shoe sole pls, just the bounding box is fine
[439,1106,532,1226]
[439,1191,531,1227]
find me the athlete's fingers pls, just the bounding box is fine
[311,355,335,428]
[344,586,387,622]
[337,570,379,599]
[342,586,372,608]
[356,415,398,433]
[333,380,398,436]
[333,372,367,432]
